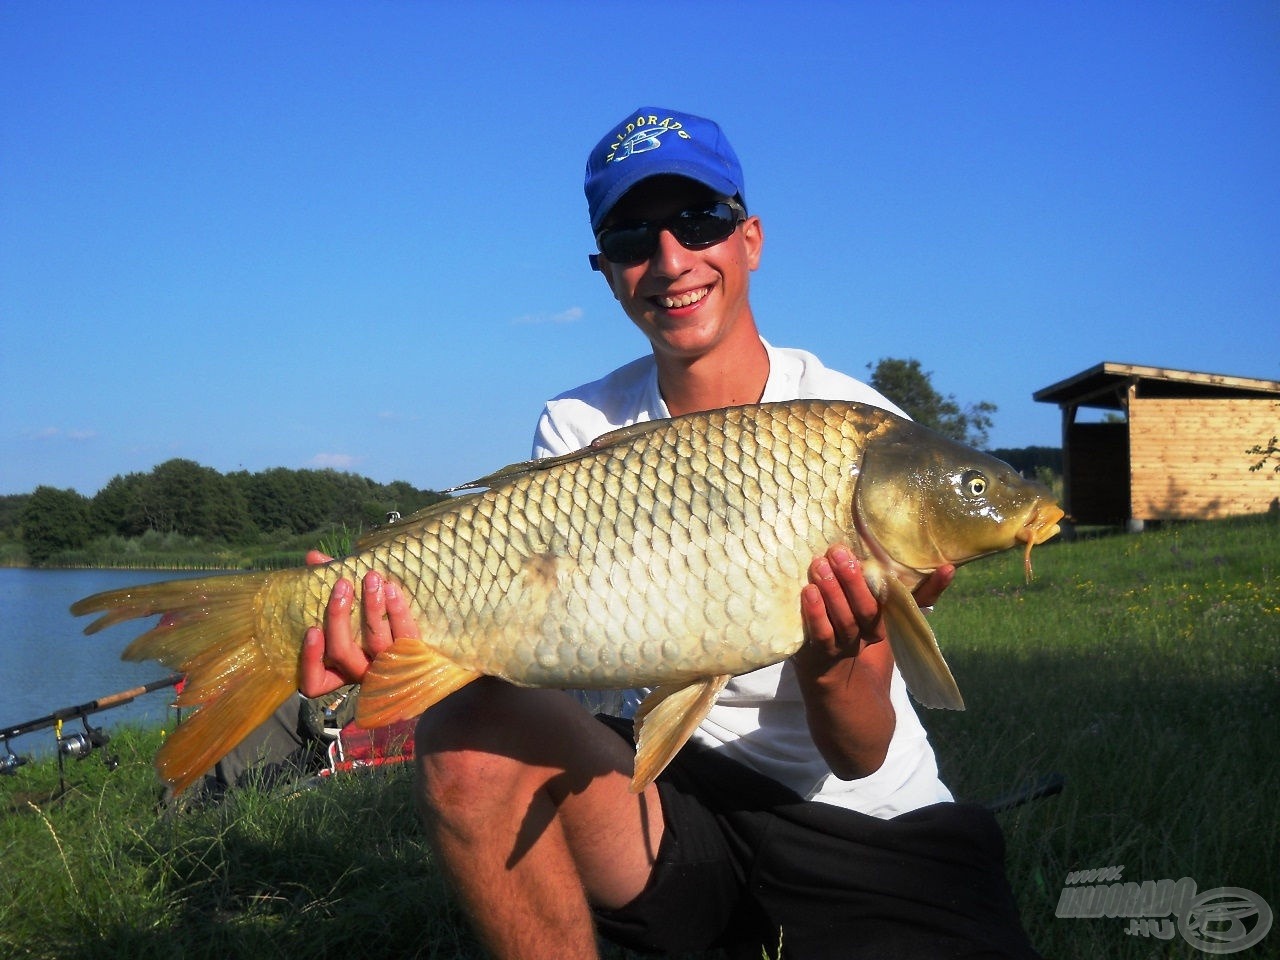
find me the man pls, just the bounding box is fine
[301,107,1040,959]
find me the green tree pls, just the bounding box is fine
[0,493,31,542]
[1247,436,1279,473]
[235,468,311,534]
[21,486,91,565]
[90,472,150,537]
[867,357,997,447]
[140,459,254,542]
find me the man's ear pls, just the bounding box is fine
[595,256,623,301]
[743,215,764,271]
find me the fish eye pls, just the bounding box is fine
[960,470,988,497]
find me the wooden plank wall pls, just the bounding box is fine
[1129,397,1280,520]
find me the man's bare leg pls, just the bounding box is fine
[414,680,664,960]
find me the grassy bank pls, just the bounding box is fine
[924,512,1278,957]
[2,514,1276,958]
[0,525,359,571]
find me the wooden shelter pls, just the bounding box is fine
[1034,363,1280,527]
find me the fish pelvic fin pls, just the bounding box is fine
[70,570,311,795]
[630,674,731,793]
[878,573,966,711]
[356,637,482,728]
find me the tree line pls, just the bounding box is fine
[4,459,447,566]
[868,357,1062,482]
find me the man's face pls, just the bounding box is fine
[596,176,763,364]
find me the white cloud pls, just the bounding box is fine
[310,453,359,469]
[30,426,96,442]
[376,410,420,424]
[512,306,585,325]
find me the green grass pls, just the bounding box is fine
[924,512,1279,958]
[1,737,471,959]
[2,513,1277,958]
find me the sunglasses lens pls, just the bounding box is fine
[598,225,656,264]
[597,202,742,264]
[671,204,739,248]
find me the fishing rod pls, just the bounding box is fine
[0,673,184,776]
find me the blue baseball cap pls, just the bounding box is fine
[585,107,746,231]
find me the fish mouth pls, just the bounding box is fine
[1015,502,1065,581]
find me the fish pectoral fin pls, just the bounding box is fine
[356,637,482,728]
[879,574,966,711]
[630,674,731,793]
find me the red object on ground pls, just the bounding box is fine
[322,718,416,775]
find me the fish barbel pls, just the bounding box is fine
[72,400,1063,794]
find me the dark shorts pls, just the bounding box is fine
[591,716,1041,960]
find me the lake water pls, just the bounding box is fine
[0,567,217,757]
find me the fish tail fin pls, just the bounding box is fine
[71,570,314,794]
[157,662,297,795]
[357,636,482,728]
[876,573,966,711]
[631,674,731,792]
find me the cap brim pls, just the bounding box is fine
[592,161,742,231]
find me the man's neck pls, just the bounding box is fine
[655,332,770,417]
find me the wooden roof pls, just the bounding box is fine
[1033,362,1280,411]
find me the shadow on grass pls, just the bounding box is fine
[920,642,1278,959]
[53,770,482,960]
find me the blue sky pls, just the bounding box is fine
[2,1,1277,497]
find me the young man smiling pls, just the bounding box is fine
[301,107,1040,959]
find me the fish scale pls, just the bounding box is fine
[70,399,1063,794]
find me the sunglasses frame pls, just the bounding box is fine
[589,198,747,271]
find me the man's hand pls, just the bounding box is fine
[298,549,419,697]
[790,545,954,779]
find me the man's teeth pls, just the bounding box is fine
[656,287,709,309]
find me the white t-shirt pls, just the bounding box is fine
[532,340,953,817]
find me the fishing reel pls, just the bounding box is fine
[0,742,28,775]
[57,718,118,771]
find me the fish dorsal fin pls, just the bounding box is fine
[356,637,483,728]
[876,572,965,710]
[361,419,677,549]
[584,418,675,450]
[448,419,675,493]
[354,493,485,552]
[630,674,731,792]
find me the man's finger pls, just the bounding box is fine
[382,580,419,647]
[322,578,370,680]
[913,564,955,608]
[826,547,884,642]
[299,627,340,697]
[361,571,388,648]
[809,555,858,642]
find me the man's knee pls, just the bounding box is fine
[412,682,568,819]
[410,681,631,822]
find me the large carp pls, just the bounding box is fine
[73,400,1063,795]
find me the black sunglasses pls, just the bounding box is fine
[590,198,747,271]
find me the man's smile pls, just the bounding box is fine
[653,285,712,310]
